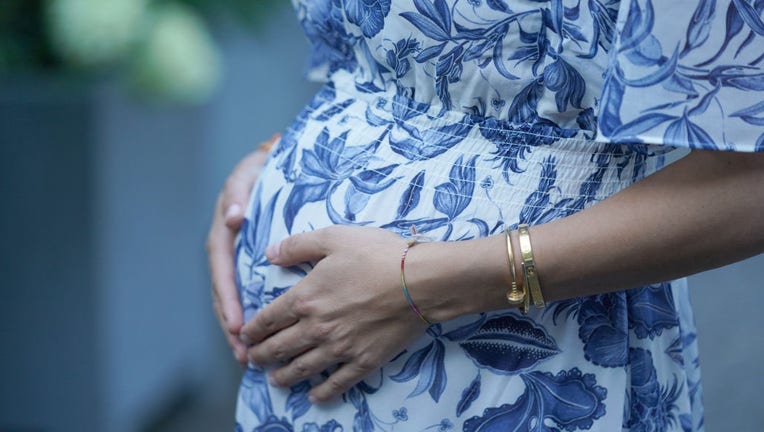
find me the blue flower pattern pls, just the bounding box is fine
[234,1,761,430]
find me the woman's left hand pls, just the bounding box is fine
[239,225,430,403]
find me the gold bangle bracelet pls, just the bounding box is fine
[503,226,526,310]
[517,224,545,309]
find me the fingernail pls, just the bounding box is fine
[308,395,318,404]
[265,243,280,261]
[225,204,242,221]
[239,333,251,345]
[270,132,281,142]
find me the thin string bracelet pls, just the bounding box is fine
[401,226,434,326]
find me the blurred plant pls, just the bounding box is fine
[0,0,285,104]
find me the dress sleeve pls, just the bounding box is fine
[596,0,764,152]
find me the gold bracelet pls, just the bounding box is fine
[503,226,526,310]
[517,224,545,309]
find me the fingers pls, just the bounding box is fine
[268,348,338,389]
[240,291,301,345]
[222,133,280,230]
[246,321,321,366]
[309,361,377,403]
[212,293,247,365]
[208,193,247,365]
[266,228,334,266]
[208,197,244,335]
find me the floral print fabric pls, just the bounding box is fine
[229,1,764,430]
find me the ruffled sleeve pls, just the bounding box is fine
[596,0,764,152]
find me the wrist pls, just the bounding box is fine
[403,235,515,322]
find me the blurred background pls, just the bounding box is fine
[1,1,762,431]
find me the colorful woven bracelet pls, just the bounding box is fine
[401,226,433,326]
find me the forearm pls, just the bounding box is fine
[409,150,764,321]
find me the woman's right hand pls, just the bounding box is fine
[207,134,279,366]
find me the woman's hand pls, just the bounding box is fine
[207,134,279,366]
[239,225,431,403]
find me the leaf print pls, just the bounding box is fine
[343,0,391,37]
[390,116,473,160]
[518,156,557,224]
[415,42,447,62]
[390,339,448,402]
[610,113,677,140]
[618,0,656,52]
[620,45,680,88]
[414,0,453,35]
[525,368,608,431]
[456,373,481,417]
[314,98,355,122]
[732,0,764,36]
[434,155,478,219]
[396,170,425,219]
[695,1,746,67]
[283,128,379,232]
[577,294,629,367]
[625,34,664,66]
[463,368,607,432]
[283,180,332,233]
[627,283,680,339]
[240,368,274,424]
[582,0,619,58]
[401,6,451,41]
[544,57,587,112]
[730,98,764,118]
[665,336,686,366]
[506,78,545,123]
[687,82,722,117]
[348,164,400,194]
[681,0,717,57]
[241,187,282,270]
[459,314,560,374]
[486,0,511,13]
[664,112,717,150]
[285,381,311,421]
[625,348,683,431]
[345,386,374,432]
[344,183,372,221]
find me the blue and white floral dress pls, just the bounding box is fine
[234,1,764,430]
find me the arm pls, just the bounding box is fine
[240,149,764,402]
[404,149,764,322]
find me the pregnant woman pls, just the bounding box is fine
[207,1,764,430]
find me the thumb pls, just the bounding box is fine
[265,230,330,266]
[223,134,280,230]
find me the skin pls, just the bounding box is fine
[207,133,279,366]
[209,146,764,404]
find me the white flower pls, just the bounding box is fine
[47,0,148,67]
[130,3,221,104]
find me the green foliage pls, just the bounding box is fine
[0,0,286,73]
